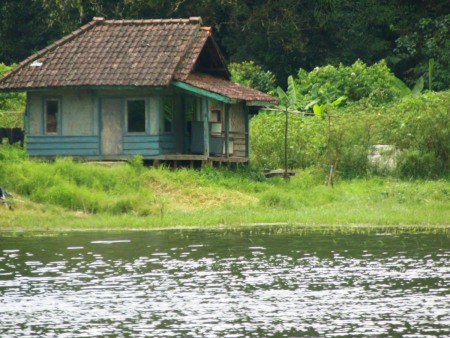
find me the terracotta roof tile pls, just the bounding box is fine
[174,29,210,81]
[0,18,201,89]
[0,16,276,105]
[183,73,277,104]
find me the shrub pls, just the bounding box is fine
[295,60,411,108]
[229,61,277,94]
[397,149,443,179]
[251,90,449,179]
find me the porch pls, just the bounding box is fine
[145,153,249,168]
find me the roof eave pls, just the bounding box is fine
[0,84,166,92]
[246,100,278,107]
[0,18,102,85]
[172,80,241,104]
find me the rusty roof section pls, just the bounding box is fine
[0,17,202,89]
[183,73,278,104]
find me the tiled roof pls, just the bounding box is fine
[0,17,276,104]
[183,73,278,104]
[0,17,201,89]
[174,28,210,81]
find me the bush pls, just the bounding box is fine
[295,60,411,109]
[397,149,444,179]
[0,63,25,129]
[229,61,277,94]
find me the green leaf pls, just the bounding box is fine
[331,96,347,107]
[313,103,325,116]
[412,76,424,94]
[391,77,412,96]
[287,75,297,108]
[304,98,320,110]
[276,86,289,108]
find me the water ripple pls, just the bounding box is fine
[0,231,449,337]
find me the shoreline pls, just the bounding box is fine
[1,221,449,237]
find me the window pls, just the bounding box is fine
[127,99,146,133]
[163,98,173,132]
[45,99,59,133]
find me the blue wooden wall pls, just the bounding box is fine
[27,136,100,157]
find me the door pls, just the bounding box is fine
[101,98,123,156]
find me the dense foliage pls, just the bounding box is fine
[0,63,25,127]
[394,14,450,91]
[0,0,448,88]
[229,61,276,94]
[294,60,411,108]
[251,63,450,179]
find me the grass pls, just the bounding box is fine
[0,146,449,233]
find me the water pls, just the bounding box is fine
[1,227,449,337]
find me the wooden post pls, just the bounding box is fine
[244,105,250,159]
[284,108,289,180]
[202,98,209,157]
[224,104,230,158]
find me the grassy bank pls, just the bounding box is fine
[1,147,449,232]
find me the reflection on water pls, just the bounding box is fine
[1,227,449,337]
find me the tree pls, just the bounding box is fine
[294,60,412,109]
[1,0,449,90]
[229,61,276,94]
[0,0,60,63]
[394,14,450,91]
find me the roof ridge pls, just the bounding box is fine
[103,17,202,25]
[0,19,101,83]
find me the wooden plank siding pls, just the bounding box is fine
[122,135,159,156]
[159,134,177,154]
[27,136,99,156]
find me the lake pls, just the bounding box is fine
[1,226,449,337]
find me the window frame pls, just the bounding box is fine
[44,98,61,135]
[126,98,147,134]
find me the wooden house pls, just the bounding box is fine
[0,17,276,164]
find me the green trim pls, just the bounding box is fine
[172,81,240,104]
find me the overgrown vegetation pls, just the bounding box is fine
[251,61,450,179]
[0,63,25,127]
[0,146,449,231]
[229,61,277,94]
